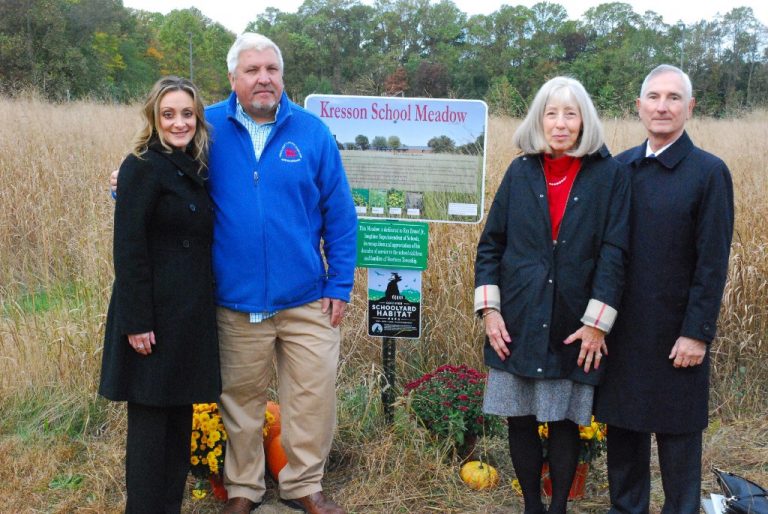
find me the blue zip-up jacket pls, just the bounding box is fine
[205,92,357,312]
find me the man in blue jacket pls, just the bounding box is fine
[207,33,356,514]
[595,65,734,514]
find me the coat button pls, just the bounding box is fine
[537,368,543,373]
[542,323,548,328]
[539,194,545,198]
[189,203,196,212]
[573,197,579,202]
[548,279,553,284]
[177,170,184,176]
[182,240,190,248]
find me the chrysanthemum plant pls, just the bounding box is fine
[404,364,505,448]
[538,416,607,463]
[191,403,227,478]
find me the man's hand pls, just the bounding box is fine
[483,309,511,360]
[564,325,607,373]
[669,336,707,368]
[321,298,347,328]
[110,169,119,194]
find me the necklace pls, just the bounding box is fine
[547,175,567,187]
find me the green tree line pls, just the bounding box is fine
[1,0,766,115]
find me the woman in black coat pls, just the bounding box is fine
[99,76,220,514]
[474,77,629,514]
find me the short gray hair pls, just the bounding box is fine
[512,76,604,157]
[226,33,284,74]
[640,64,692,101]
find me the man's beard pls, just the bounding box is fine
[249,98,277,117]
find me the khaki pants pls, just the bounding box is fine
[216,300,340,502]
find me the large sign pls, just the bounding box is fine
[368,268,421,338]
[305,94,487,224]
[356,219,428,270]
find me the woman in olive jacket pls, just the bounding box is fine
[99,76,220,514]
[474,77,629,514]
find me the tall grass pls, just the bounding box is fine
[1,97,766,512]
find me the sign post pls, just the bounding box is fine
[357,219,428,422]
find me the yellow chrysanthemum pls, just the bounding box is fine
[579,426,595,440]
[191,455,199,465]
[191,488,207,500]
[510,479,523,496]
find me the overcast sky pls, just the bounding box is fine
[122,0,767,34]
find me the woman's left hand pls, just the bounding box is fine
[563,325,606,373]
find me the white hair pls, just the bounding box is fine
[512,76,604,157]
[226,33,283,74]
[640,64,693,101]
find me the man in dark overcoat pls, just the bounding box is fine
[595,64,734,514]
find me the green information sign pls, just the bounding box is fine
[356,219,428,270]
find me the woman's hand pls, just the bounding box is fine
[483,309,512,361]
[128,331,156,356]
[564,325,606,373]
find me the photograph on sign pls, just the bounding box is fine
[368,268,421,339]
[305,94,487,224]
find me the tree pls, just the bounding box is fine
[355,134,370,150]
[428,135,456,153]
[388,135,401,150]
[372,136,388,149]
[384,66,408,95]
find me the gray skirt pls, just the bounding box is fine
[483,368,594,426]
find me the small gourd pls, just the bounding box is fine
[460,460,500,490]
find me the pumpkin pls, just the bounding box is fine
[266,433,288,480]
[460,461,500,490]
[263,401,281,445]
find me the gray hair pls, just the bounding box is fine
[512,76,604,157]
[226,33,284,75]
[640,64,693,101]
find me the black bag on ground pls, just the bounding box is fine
[713,467,768,514]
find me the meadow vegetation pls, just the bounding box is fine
[0,96,766,512]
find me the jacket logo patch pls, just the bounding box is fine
[279,142,302,162]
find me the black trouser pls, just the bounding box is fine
[125,403,192,514]
[606,425,703,514]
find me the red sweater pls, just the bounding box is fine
[543,154,581,239]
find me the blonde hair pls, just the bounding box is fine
[132,76,209,172]
[512,76,604,157]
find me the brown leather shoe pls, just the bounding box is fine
[222,496,258,514]
[281,491,346,514]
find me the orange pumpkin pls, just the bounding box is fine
[266,433,288,480]
[264,401,281,445]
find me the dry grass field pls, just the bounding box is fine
[0,96,766,513]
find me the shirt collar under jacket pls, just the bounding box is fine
[645,140,674,157]
[235,100,279,161]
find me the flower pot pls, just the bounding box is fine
[208,474,228,502]
[540,461,589,500]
